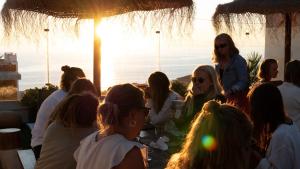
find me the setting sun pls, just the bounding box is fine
[77,19,158,90]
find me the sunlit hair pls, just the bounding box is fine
[285,60,300,87]
[148,72,170,113]
[51,93,99,128]
[248,83,285,150]
[187,65,223,99]
[212,33,239,63]
[97,84,144,134]
[48,78,98,126]
[60,65,85,92]
[69,78,97,96]
[166,100,252,169]
[257,59,277,81]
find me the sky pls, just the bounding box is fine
[0,0,265,90]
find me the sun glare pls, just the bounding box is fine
[79,19,157,90]
[96,21,125,52]
[79,21,124,90]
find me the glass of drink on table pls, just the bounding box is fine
[172,100,185,119]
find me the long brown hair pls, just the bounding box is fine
[213,33,239,63]
[166,101,252,169]
[51,93,99,128]
[257,59,277,81]
[148,72,170,113]
[248,83,286,150]
[68,78,97,96]
[48,78,98,126]
[285,60,300,87]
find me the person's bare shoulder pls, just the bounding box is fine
[113,147,145,169]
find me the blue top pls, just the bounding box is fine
[215,54,249,93]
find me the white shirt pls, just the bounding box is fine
[74,132,145,169]
[35,121,96,169]
[278,82,300,128]
[31,89,67,147]
[147,91,182,125]
[256,123,300,169]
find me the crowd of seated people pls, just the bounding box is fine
[28,33,300,169]
[31,65,85,159]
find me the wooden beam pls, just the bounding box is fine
[93,18,101,96]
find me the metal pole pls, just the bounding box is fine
[44,28,50,84]
[94,18,101,96]
[156,30,161,71]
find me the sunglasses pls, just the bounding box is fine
[215,43,227,50]
[192,77,205,84]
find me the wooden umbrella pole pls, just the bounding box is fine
[94,18,101,96]
[284,13,292,71]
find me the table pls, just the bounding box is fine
[139,130,171,169]
[0,128,21,150]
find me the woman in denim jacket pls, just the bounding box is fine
[213,33,249,111]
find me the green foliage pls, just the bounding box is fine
[171,80,188,97]
[21,83,58,122]
[247,52,262,85]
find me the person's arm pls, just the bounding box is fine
[150,93,181,125]
[113,147,145,169]
[256,148,293,169]
[255,133,294,169]
[149,100,172,125]
[230,57,249,93]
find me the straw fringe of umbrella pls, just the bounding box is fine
[1,0,194,94]
[212,0,300,33]
[1,0,194,38]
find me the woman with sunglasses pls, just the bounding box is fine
[213,33,249,110]
[74,84,149,169]
[176,65,224,136]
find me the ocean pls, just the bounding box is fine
[17,45,264,91]
[18,54,213,91]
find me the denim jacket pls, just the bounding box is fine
[215,54,249,93]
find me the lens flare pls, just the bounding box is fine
[201,135,217,151]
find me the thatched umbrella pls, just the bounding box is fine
[1,0,194,95]
[213,0,300,71]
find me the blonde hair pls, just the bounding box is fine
[166,101,252,169]
[213,33,239,63]
[187,65,222,99]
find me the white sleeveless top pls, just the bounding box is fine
[74,132,144,169]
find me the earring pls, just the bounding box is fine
[129,120,137,127]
